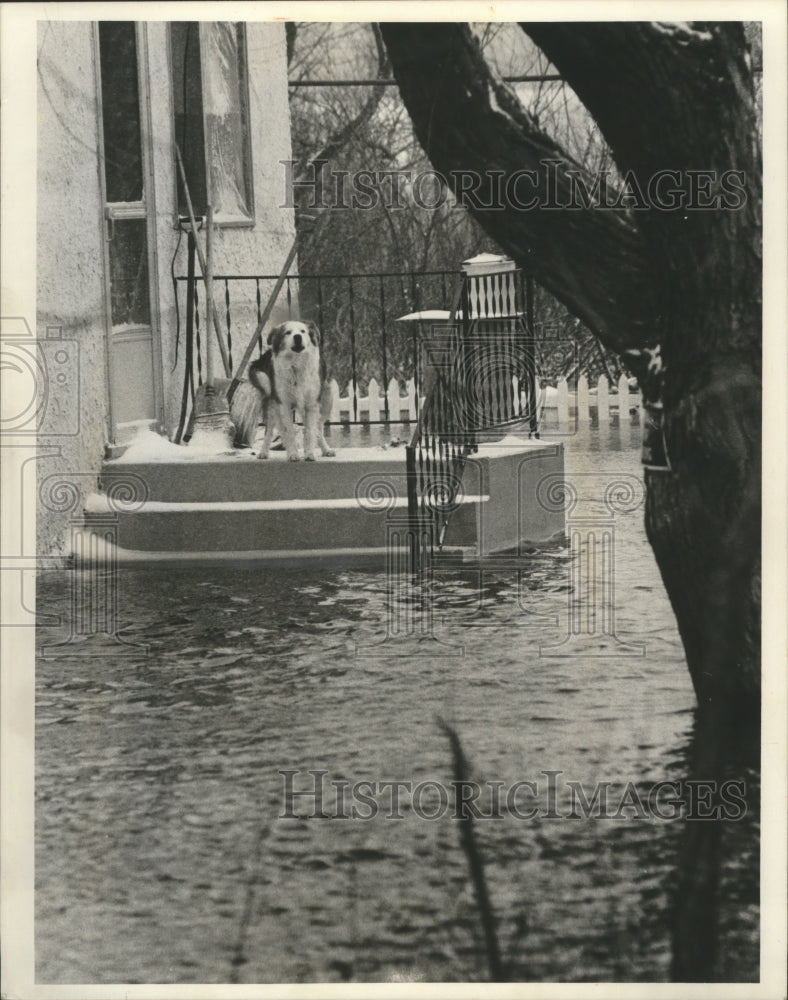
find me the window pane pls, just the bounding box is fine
[108,219,151,328]
[171,22,207,217]
[202,23,252,221]
[98,22,143,203]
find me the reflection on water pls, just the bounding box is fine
[35,427,758,983]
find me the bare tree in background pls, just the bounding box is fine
[285,22,622,385]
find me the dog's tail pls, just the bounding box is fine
[248,354,273,400]
[230,381,264,448]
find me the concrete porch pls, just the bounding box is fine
[82,433,565,568]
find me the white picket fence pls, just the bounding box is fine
[325,377,424,424]
[541,373,642,427]
[323,373,641,428]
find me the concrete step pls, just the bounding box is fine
[86,437,565,564]
[83,493,482,554]
[101,447,410,503]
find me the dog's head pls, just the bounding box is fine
[267,320,321,357]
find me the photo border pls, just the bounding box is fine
[2,2,785,997]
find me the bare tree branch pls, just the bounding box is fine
[520,22,761,378]
[285,22,297,67]
[379,22,654,361]
[295,25,391,203]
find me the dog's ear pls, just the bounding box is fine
[267,324,286,352]
[306,321,321,348]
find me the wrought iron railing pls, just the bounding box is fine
[175,257,459,427]
[175,251,552,574]
[405,267,540,569]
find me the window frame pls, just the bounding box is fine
[168,21,255,230]
[94,20,165,437]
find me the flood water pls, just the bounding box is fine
[35,424,759,984]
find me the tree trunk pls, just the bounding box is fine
[521,22,762,716]
[379,21,762,716]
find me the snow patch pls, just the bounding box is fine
[651,22,713,42]
[487,82,521,129]
[111,323,150,335]
[113,431,185,463]
[111,429,248,464]
[84,492,113,514]
[185,427,236,455]
[84,495,489,514]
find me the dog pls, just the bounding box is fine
[248,320,335,461]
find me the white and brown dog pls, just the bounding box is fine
[248,320,335,461]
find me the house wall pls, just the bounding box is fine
[150,22,298,438]
[37,21,296,557]
[37,21,110,558]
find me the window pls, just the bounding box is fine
[170,22,253,225]
[99,21,144,203]
[97,20,162,438]
[98,21,152,329]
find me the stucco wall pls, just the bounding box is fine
[37,21,110,558]
[37,20,296,556]
[152,21,298,437]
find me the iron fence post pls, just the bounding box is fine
[526,273,538,436]
[405,443,421,574]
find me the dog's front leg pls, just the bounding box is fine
[303,405,320,461]
[317,423,335,458]
[304,408,335,460]
[279,405,300,461]
[317,381,335,457]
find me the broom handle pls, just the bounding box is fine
[174,229,197,444]
[174,144,231,378]
[227,237,300,402]
[205,204,215,388]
